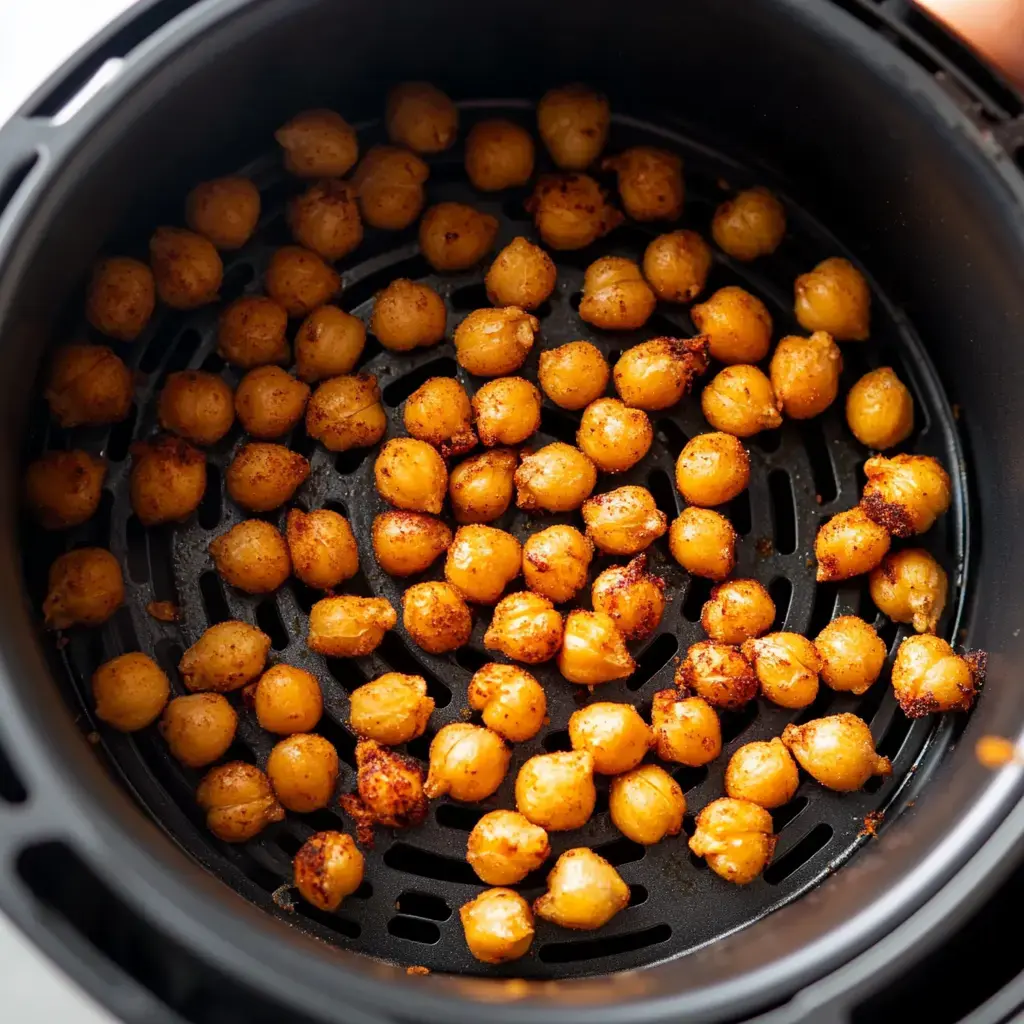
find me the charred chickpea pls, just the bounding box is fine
[386,82,458,153]
[264,245,340,317]
[197,762,284,843]
[348,673,434,745]
[725,738,799,809]
[149,226,223,309]
[712,186,786,261]
[815,505,891,582]
[25,450,106,530]
[515,750,596,831]
[267,733,340,813]
[815,615,888,695]
[424,723,510,802]
[558,609,635,685]
[179,620,270,693]
[675,431,750,507]
[454,306,539,376]
[92,653,169,732]
[293,831,364,912]
[643,230,712,303]
[581,485,667,556]
[609,765,687,845]
[275,108,358,177]
[577,398,653,474]
[795,256,870,341]
[467,810,551,885]
[404,377,477,457]
[467,664,547,743]
[891,634,986,717]
[307,596,396,657]
[287,179,363,261]
[770,331,843,419]
[614,335,711,411]
[579,256,656,331]
[538,340,610,410]
[294,306,366,382]
[160,693,238,767]
[158,371,235,445]
[846,367,914,450]
[461,889,535,965]
[85,257,155,341]
[371,279,447,352]
[449,448,519,524]
[537,84,610,169]
[522,524,593,604]
[603,146,684,221]
[569,702,652,775]
[526,172,623,250]
[700,580,776,647]
[374,438,448,514]
[689,798,776,884]
[253,664,323,735]
[286,508,359,590]
[350,145,429,231]
[371,510,452,576]
[445,525,522,604]
[702,365,783,437]
[351,738,428,829]
[515,442,597,513]
[209,519,291,594]
[668,507,737,580]
[402,581,473,654]
[465,119,535,190]
[676,640,758,710]
[651,689,722,766]
[234,366,309,439]
[861,454,952,537]
[534,849,629,930]
[484,591,563,664]
[305,373,387,452]
[185,176,260,250]
[591,555,666,641]
[45,344,133,428]
[485,237,557,310]
[130,436,206,526]
[869,548,948,634]
[782,714,891,792]
[742,632,822,709]
[217,295,290,369]
[472,377,542,447]
[226,442,309,512]
[692,286,773,365]
[419,202,498,271]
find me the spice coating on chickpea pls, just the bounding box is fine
[424,723,510,802]
[275,108,358,177]
[267,733,340,812]
[217,295,290,369]
[209,519,291,594]
[782,714,892,792]
[603,146,684,221]
[158,370,235,446]
[46,345,133,429]
[581,485,668,555]
[85,257,155,341]
[675,432,750,508]
[160,693,238,767]
[725,738,799,809]
[460,888,535,965]
[371,279,447,352]
[515,442,597,513]
[526,173,623,250]
[445,525,522,604]
[467,810,551,885]
[130,436,206,526]
[226,442,309,512]
[815,615,888,695]
[668,507,737,580]
[485,237,557,310]
[558,609,636,685]
[861,454,951,538]
[700,580,776,647]
[845,367,914,450]
[307,595,397,657]
[467,664,547,743]
[742,632,822,709]
[614,335,711,411]
[579,256,656,331]
[449,448,519,524]
[770,331,843,420]
[197,762,284,843]
[515,750,596,831]
[569,702,652,775]
[43,547,124,630]
[522,524,593,604]
[689,798,776,884]
[287,179,363,261]
[692,286,773,366]
[386,82,458,154]
[609,764,687,845]
[350,145,429,231]
[253,664,323,735]
[702,365,783,438]
[538,340,610,410]
[651,689,722,766]
[149,226,223,309]
[869,548,948,634]
[348,673,433,745]
[577,398,653,474]
[472,377,541,447]
[351,738,428,829]
[233,366,309,440]
[293,831,365,912]
[404,377,477,457]
[712,187,786,261]
[795,256,871,341]
[465,119,535,191]
[643,230,712,303]
[677,640,758,711]
[591,555,666,640]
[179,621,270,693]
[25,450,107,530]
[484,591,564,664]
[92,652,170,732]
[537,85,610,170]
[815,505,891,582]
[264,246,340,317]
[293,306,366,383]
[375,438,448,514]
[371,511,452,576]
[286,508,359,590]
[305,373,387,453]
[402,581,473,654]
[419,202,498,271]
[534,848,630,930]
[891,634,986,717]
[185,176,261,250]
[454,306,539,377]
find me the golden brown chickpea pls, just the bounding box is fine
[253,664,323,735]
[445,525,522,604]
[371,511,452,576]
[795,256,870,341]
[700,580,776,647]
[650,689,722,766]
[676,640,758,710]
[782,714,892,792]
[405,377,477,457]
[558,609,636,685]
[725,738,799,809]
[149,226,222,309]
[484,591,563,664]
[675,432,750,508]
[226,442,309,512]
[130,436,206,526]
[702,365,783,438]
[603,146,685,221]
[275,109,358,177]
[386,82,458,153]
[815,505,891,582]
[643,230,712,303]
[350,145,429,231]
[569,702,651,775]
[293,831,364,912]
[526,173,623,250]
[668,507,736,580]
[515,442,597,513]
[419,202,498,271]
[286,508,359,590]
[538,340,610,411]
[515,750,596,830]
[43,547,123,630]
[712,187,786,261]
[209,519,290,594]
[861,454,951,538]
[485,237,556,310]
[424,723,510,802]
[591,555,666,640]
[869,548,948,634]
[402,581,473,654]
[691,286,773,365]
[534,848,629,930]
[815,615,887,695]
[522,525,593,604]
[467,810,551,885]
[449,448,518,524]
[742,632,822,709]
[370,279,447,352]
[217,295,290,369]
[579,256,657,331]
[25,450,107,530]
[537,85,610,169]
[185,176,261,250]
[197,762,284,842]
[689,798,776,884]
[465,118,535,191]
[352,738,428,829]
[891,634,985,717]
[374,438,448,514]
[85,257,155,341]
[348,673,433,745]
[234,366,309,439]
[472,377,541,447]
[454,306,539,377]
[45,345,133,428]
[92,652,169,732]
[294,305,366,382]
[158,371,234,446]
[845,367,914,450]
[267,733,339,812]
[307,596,396,657]
[305,373,387,452]
[160,693,238,767]
[179,621,270,693]
[467,663,547,742]
[576,398,652,474]
[613,335,711,411]
[610,764,686,845]
[461,889,535,965]
[287,179,363,261]
[581,485,667,555]
[770,331,842,420]
[264,245,341,318]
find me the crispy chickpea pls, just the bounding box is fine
[461,889,535,965]
[782,714,892,792]
[522,525,593,604]
[484,591,563,664]
[676,640,758,710]
[308,596,396,657]
[603,145,684,221]
[24,450,107,530]
[725,738,799,809]
[371,511,452,576]
[45,344,132,428]
[449,448,518,524]
[576,398,652,474]
[264,245,340,317]
[742,632,822,709]
[579,256,656,331]
[386,82,458,153]
[267,734,339,812]
[226,442,309,512]
[770,331,842,420]
[869,548,948,634]
[702,365,783,437]
[286,508,359,590]
[371,279,447,352]
[149,226,222,309]
[349,673,433,745]
[294,305,365,382]
[468,810,550,885]
[454,306,538,376]
[700,580,776,647]
[515,443,597,513]
[293,831,364,912]
[233,366,309,439]
[179,621,270,693]
[815,505,891,582]
[305,373,387,452]
[92,652,169,732]
[891,634,986,717]
[485,237,556,310]
[581,485,667,555]
[650,689,722,766]
[287,179,363,261]
[534,848,629,930]
[419,202,498,271]
[350,145,429,230]
[217,295,290,369]
[815,615,888,695]
[846,367,914,450]
[569,702,651,775]
[43,547,124,630]
[643,230,711,303]
[468,664,547,742]
[540,348,609,419]
[374,438,448,514]
[185,176,260,250]
[158,371,234,446]
[465,118,535,191]
[209,519,291,594]
[85,257,155,341]
[691,286,773,365]
[402,581,472,654]
[537,85,609,169]
[473,377,541,447]
[612,768,686,853]
[515,750,596,830]
[160,693,238,767]
[404,376,477,457]
[862,453,951,538]
[795,256,870,341]
[668,507,737,580]
[712,187,786,261]
[526,173,623,250]
[689,798,776,884]
[675,432,750,508]
[253,664,323,735]
[591,555,666,640]
[558,609,635,685]
[197,762,284,842]
[275,108,358,177]
[613,335,711,411]
[352,738,428,828]
[130,436,206,526]
[424,723,510,802]
[445,525,522,604]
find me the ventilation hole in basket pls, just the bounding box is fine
[538,924,672,964]
[542,729,572,753]
[387,916,441,944]
[764,823,834,885]
[628,633,678,691]
[140,317,184,373]
[0,737,27,803]
[255,601,289,651]
[382,357,459,407]
[335,448,372,475]
[383,843,478,884]
[395,891,452,921]
[646,313,686,338]
[647,468,678,519]
[105,405,137,462]
[148,525,178,603]
[289,427,317,460]
[449,282,490,312]
[324,657,367,693]
[275,830,303,857]
[435,803,486,831]
[683,577,714,622]
[81,489,115,548]
[877,711,915,764]
[672,765,709,793]
[768,577,793,630]
[125,515,149,583]
[595,837,646,867]
[197,464,222,529]
[752,430,782,454]
[681,812,696,837]
[113,606,139,653]
[454,646,489,674]
[154,639,183,680]
[768,470,797,555]
[290,581,318,614]
[807,581,839,639]
[220,262,255,302]
[295,901,361,939]
[772,795,809,832]
[324,499,349,518]
[800,422,839,504]
[854,678,890,726]
[501,196,532,222]
[313,716,357,768]
[629,884,648,906]
[199,572,231,625]
[201,351,225,374]
[376,633,452,709]
[161,328,203,376]
[342,255,433,312]
[655,418,689,458]
[721,702,760,743]
[540,406,580,445]
[594,788,610,815]
[729,489,752,536]
[404,729,434,762]
[569,291,583,311]
[793,687,838,726]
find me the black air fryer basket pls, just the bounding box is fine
[1,1,1023,1022]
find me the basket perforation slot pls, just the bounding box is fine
[538,923,673,964]
[434,803,486,831]
[382,357,460,407]
[395,891,452,921]
[382,843,478,885]
[341,254,431,312]
[764,823,834,884]
[387,916,441,944]
[627,632,678,692]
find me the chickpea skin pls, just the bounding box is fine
[307,596,397,657]
[613,335,711,411]
[579,256,656,331]
[534,849,630,930]
[454,306,539,376]
[264,246,340,317]
[689,798,776,884]
[472,377,542,447]
[467,810,551,885]
[149,226,223,309]
[891,634,986,717]
[348,673,433,745]
[404,377,477,457]
[217,295,290,369]
[675,432,750,507]
[815,505,891,582]
[651,690,722,766]
[569,702,652,775]
[178,621,270,693]
[558,609,636,685]
[591,555,666,641]
[861,454,952,537]
[526,172,623,250]
[538,340,610,411]
[515,443,597,513]
[197,762,284,843]
[160,693,238,767]
[267,733,340,812]
[467,664,547,743]
[234,366,310,439]
[92,652,170,732]
[577,398,653,473]
[537,84,610,169]
[350,145,429,231]
[676,640,758,710]
[702,365,783,438]
[286,508,359,590]
[226,443,309,512]
[846,367,914,450]
[253,664,323,735]
[419,202,499,272]
[742,632,822,709]
[370,279,447,352]
[603,146,684,221]
[43,548,124,630]
[275,108,358,177]
[725,738,800,809]
[374,438,448,514]
[581,485,668,555]
[795,256,871,341]
[159,370,235,445]
[770,331,843,420]
[711,186,786,261]
[424,723,510,802]
[293,831,364,912]
[609,765,686,845]
[465,119,535,191]
[515,750,596,831]
[305,373,387,452]
[185,176,261,250]
[700,580,776,647]
[461,889,535,965]
[669,507,737,580]
[444,525,522,604]
[485,237,557,310]
[402,582,473,654]
[782,714,892,792]
[691,286,773,365]
[85,257,155,341]
[643,230,712,303]
[449,448,519,524]
[209,519,291,594]
[45,344,133,428]
[24,450,107,530]
[386,82,458,154]
[371,511,452,576]
[869,548,948,634]
[484,591,564,664]
[522,525,593,604]
[815,616,888,695]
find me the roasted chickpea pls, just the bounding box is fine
[534,848,629,930]
[484,591,563,664]
[307,596,396,657]
[642,230,711,303]
[43,547,123,630]
[891,634,986,717]
[352,739,428,828]
[870,548,948,634]
[264,245,340,317]
[286,508,359,590]
[485,237,556,310]
[515,750,596,830]
[386,82,458,153]
[197,762,284,842]
[675,432,750,508]
[349,673,433,745]
[668,507,736,580]
[253,664,323,735]
[449,448,518,524]
[305,373,387,452]
[795,256,870,341]
[581,485,667,555]
[468,664,547,742]
[650,689,722,766]
[609,764,687,845]
[467,810,551,885]
[461,889,535,965]
[515,443,597,513]
[350,145,429,231]
[613,335,710,411]
[676,640,757,710]
[92,652,169,732]
[374,438,448,514]
[287,179,363,261]
[558,609,635,685]
[454,306,538,376]
[602,145,684,221]
[846,367,915,450]
[815,505,891,582]
[209,520,291,594]
[537,85,610,169]
[712,187,786,261]
[538,340,609,411]
[569,702,651,775]
[185,176,261,249]
[149,226,222,309]
[130,436,206,526]
[591,555,666,640]
[179,621,270,692]
[472,377,541,447]
[579,256,656,331]
[465,118,535,191]
[742,632,822,709]
[267,733,340,812]
[217,295,290,369]
[45,344,132,428]
[700,580,776,647]
[424,723,510,802]
[371,511,452,576]
[293,831,364,912]
[25,450,107,530]
[294,305,365,382]
[815,615,888,695]
[404,377,477,457]
[157,371,234,446]
[521,525,593,604]
[419,202,498,271]
[85,257,155,341]
[725,738,799,809]
[691,286,773,365]
[689,798,775,884]
[862,453,951,538]
[160,693,238,767]
[371,278,447,352]
[275,109,358,177]
[702,365,783,437]
[526,172,623,250]
[770,331,842,420]
[782,713,892,791]
[576,398,652,474]
[233,366,309,439]
[402,581,473,654]
[226,442,309,512]
[445,525,522,604]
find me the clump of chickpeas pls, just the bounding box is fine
[691,286,773,365]
[485,237,557,310]
[700,579,776,646]
[526,173,623,250]
[689,798,776,884]
[643,230,712,303]
[425,723,510,802]
[782,714,892,792]
[869,548,948,634]
[372,510,452,575]
[515,442,597,513]
[577,398,653,473]
[234,366,310,439]
[468,664,547,743]
[472,376,541,446]
[159,370,235,445]
[209,519,291,594]
[286,508,359,590]
[591,555,666,640]
[465,119,535,191]
[650,689,722,766]
[725,738,799,809]
[770,331,843,420]
[558,609,636,685]
[861,454,951,538]
[846,367,914,450]
[92,652,170,732]
[445,525,522,604]
[306,373,387,452]
[226,442,309,512]
[569,702,652,775]
[185,176,261,250]
[712,187,786,261]
[742,632,822,709]
[581,485,668,555]
[891,634,985,717]
[467,809,551,885]
[815,505,891,582]
[349,673,434,745]
[702,365,783,438]
[795,256,871,341]
[25,450,107,530]
[668,507,737,580]
[609,765,686,845]
[386,82,458,154]
[419,202,499,271]
[614,335,710,411]
[402,581,473,654]
[307,595,397,657]
[603,146,684,222]
[264,246,340,317]
[515,750,596,831]
[350,145,429,231]
[522,524,593,604]
[579,256,656,331]
[675,431,750,508]
[217,295,290,368]
[404,376,477,457]
[454,306,539,376]
[449,448,519,524]
[814,615,887,695]
[484,592,564,664]
[86,257,155,342]
[371,279,447,352]
[46,344,133,428]
[374,438,448,514]
[677,641,758,710]
[533,848,629,930]
[43,547,124,630]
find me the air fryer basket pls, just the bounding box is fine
[0,0,1023,1022]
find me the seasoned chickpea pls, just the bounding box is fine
[537,344,608,415]
[402,581,473,654]
[577,398,652,474]
[795,256,870,341]
[579,256,656,331]
[581,485,667,555]
[609,764,686,845]
[267,733,339,812]
[371,279,447,352]
[233,366,309,439]
[643,230,712,303]
[485,237,556,310]
[179,621,270,692]
[349,673,434,745]
[45,344,132,428]
[603,146,684,221]
[293,831,364,912]
[130,436,206,525]
[846,367,914,450]
[197,762,284,842]
[43,548,124,630]
[217,295,290,369]
[725,738,799,809]
[450,448,518,524]
[424,723,510,802]
[891,634,986,717]
[305,373,387,452]
[25,450,106,530]
[484,591,563,664]
[288,179,363,261]
[651,690,722,766]
[185,176,260,250]
[534,848,629,930]
[770,331,842,420]
[742,632,822,709]
[537,85,610,169]
[467,810,551,885]
[371,511,452,576]
[815,615,888,695]
[158,371,234,445]
[404,377,477,457]
[689,798,776,884]
[526,173,623,250]
[675,432,750,508]
[515,750,596,830]
[149,226,222,309]
[862,454,951,538]
[275,108,358,177]
[294,306,365,382]
[468,664,547,742]
[226,442,308,512]
[209,519,291,594]
[419,202,498,271]
[691,286,773,365]
[386,82,458,153]
[569,702,651,775]
[700,580,776,647]
[85,257,155,341]
[465,118,535,191]
[522,525,593,604]
[515,443,597,513]
[160,693,238,767]
[286,508,359,590]
[591,555,666,640]
[473,377,541,447]
[253,664,323,734]
[782,714,892,791]
[613,335,710,411]
[264,245,340,317]
[869,548,948,634]
[375,438,448,514]
[350,145,428,230]
[558,609,635,685]
[352,738,428,828]
[454,306,538,376]
[815,505,891,582]
[702,365,783,437]
[668,507,737,580]
[445,525,522,604]
[307,596,396,657]
[676,640,758,710]
[712,187,786,261]
[461,889,535,965]
[92,652,169,732]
